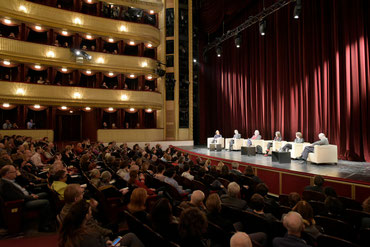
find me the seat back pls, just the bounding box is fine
[192,180,209,198]
[0,194,24,234]
[343,209,370,229]
[338,196,362,211]
[309,200,327,216]
[218,177,230,188]
[278,194,290,207]
[302,190,326,202]
[207,221,233,247]
[314,215,355,241]
[358,228,370,246]
[316,234,359,247]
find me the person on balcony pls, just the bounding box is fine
[2,120,12,129]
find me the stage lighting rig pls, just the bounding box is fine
[71,48,92,63]
[155,61,166,77]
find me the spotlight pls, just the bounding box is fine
[71,48,92,61]
[108,107,114,111]
[149,10,155,15]
[235,33,242,48]
[4,19,11,25]
[61,106,67,110]
[62,31,68,36]
[147,75,153,80]
[129,108,135,112]
[19,5,27,12]
[3,60,10,66]
[35,25,42,31]
[2,103,10,108]
[86,34,92,39]
[129,74,135,78]
[34,104,40,109]
[108,38,114,42]
[74,18,82,25]
[85,107,91,111]
[147,43,153,48]
[121,94,128,100]
[34,65,41,69]
[86,70,92,74]
[62,68,68,72]
[75,50,81,55]
[120,25,127,32]
[193,59,197,63]
[259,19,266,36]
[16,88,25,95]
[109,72,114,76]
[294,0,302,19]
[216,46,222,57]
[69,110,73,113]
[129,41,135,45]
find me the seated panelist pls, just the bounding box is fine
[299,133,329,163]
[229,130,241,151]
[212,130,222,143]
[280,132,305,152]
[264,131,282,156]
[247,130,262,146]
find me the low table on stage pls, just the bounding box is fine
[272,151,291,163]
[210,143,222,151]
[241,146,256,156]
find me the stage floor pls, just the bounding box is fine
[178,146,370,184]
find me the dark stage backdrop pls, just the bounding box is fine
[199,0,370,162]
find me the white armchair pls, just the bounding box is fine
[272,141,287,152]
[207,137,225,149]
[291,142,311,159]
[307,144,338,164]
[225,138,244,150]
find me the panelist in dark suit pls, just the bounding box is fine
[229,129,241,151]
[212,130,222,143]
[299,133,329,163]
[280,132,305,152]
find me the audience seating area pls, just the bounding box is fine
[0,135,368,247]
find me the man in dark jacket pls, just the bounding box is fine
[0,165,53,232]
[221,182,247,210]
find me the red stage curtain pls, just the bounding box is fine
[200,0,370,162]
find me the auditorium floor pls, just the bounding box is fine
[178,146,370,184]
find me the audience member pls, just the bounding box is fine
[230,162,242,176]
[51,170,68,200]
[304,175,325,193]
[149,198,179,242]
[179,207,209,246]
[164,168,187,194]
[90,168,102,188]
[0,165,53,232]
[249,193,278,223]
[221,182,247,210]
[273,211,310,247]
[243,165,262,184]
[288,192,301,208]
[206,193,233,231]
[127,188,149,224]
[230,232,253,247]
[293,201,321,239]
[153,164,166,181]
[180,190,206,211]
[2,120,12,129]
[181,163,194,180]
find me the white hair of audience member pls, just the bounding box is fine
[283,211,304,235]
[230,232,252,247]
[191,190,205,206]
[105,153,111,159]
[318,133,326,140]
[254,130,260,136]
[228,182,241,198]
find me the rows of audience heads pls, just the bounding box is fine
[0,135,369,247]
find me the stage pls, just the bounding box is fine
[173,146,370,202]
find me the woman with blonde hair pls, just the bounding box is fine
[127,188,149,224]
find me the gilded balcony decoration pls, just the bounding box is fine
[102,0,163,13]
[0,0,160,46]
[0,81,163,109]
[0,38,158,75]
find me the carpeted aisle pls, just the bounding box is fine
[0,234,58,247]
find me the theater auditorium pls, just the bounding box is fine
[0,0,369,246]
